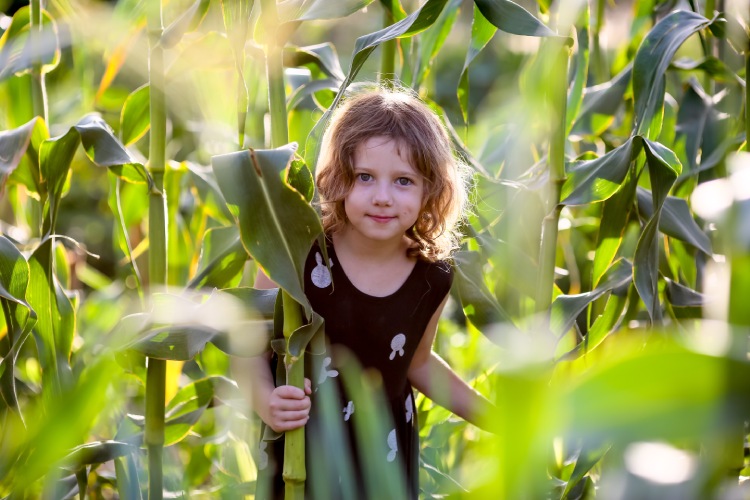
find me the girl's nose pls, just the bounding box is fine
[372,183,393,206]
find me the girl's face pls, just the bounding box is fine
[343,136,424,247]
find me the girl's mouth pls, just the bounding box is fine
[368,215,395,223]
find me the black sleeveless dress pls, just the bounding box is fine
[256,239,453,499]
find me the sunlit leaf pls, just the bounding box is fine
[284,43,346,82]
[40,127,79,234]
[120,84,150,146]
[633,139,681,322]
[452,250,513,334]
[458,5,496,124]
[571,65,632,136]
[665,278,705,308]
[0,117,46,191]
[566,12,590,135]
[635,187,711,255]
[62,441,139,469]
[633,10,712,136]
[212,144,322,316]
[550,259,632,337]
[671,56,745,85]
[0,7,60,80]
[561,137,639,206]
[161,0,211,48]
[473,0,558,37]
[188,226,248,290]
[413,0,461,88]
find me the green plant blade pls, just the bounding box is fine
[633,10,711,136]
[413,0,461,88]
[39,127,79,234]
[458,5,496,124]
[212,144,322,316]
[284,43,346,82]
[561,284,629,360]
[592,170,637,287]
[188,227,248,290]
[280,0,375,22]
[452,250,513,333]
[161,0,211,49]
[550,259,632,337]
[571,65,631,136]
[62,441,140,470]
[120,84,150,146]
[0,7,60,80]
[633,139,681,322]
[0,117,46,190]
[561,137,638,206]
[566,13,590,135]
[473,0,558,37]
[635,187,711,255]
[665,278,705,308]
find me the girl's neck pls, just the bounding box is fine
[332,227,411,264]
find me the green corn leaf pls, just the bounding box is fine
[592,170,637,288]
[633,10,712,136]
[671,56,745,85]
[0,117,47,194]
[185,162,234,225]
[62,441,139,470]
[212,144,322,316]
[188,226,248,290]
[561,284,629,360]
[561,137,639,206]
[565,348,743,443]
[412,0,461,88]
[120,84,150,146]
[74,114,150,184]
[161,0,211,49]
[39,127,79,235]
[665,278,705,308]
[635,187,711,255]
[458,5,496,124]
[280,0,375,23]
[287,77,339,112]
[26,237,75,395]
[571,65,631,136]
[452,250,513,333]
[222,0,253,53]
[287,311,324,358]
[213,287,278,356]
[566,12,590,135]
[674,80,710,173]
[550,259,632,337]
[287,157,315,202]
[473,0,558,37]
[0,7,60,80]
[165,162,192,286]
[284,43,346,82]
[633,139,681,322]
[304,0,453,169]
[560,443,611,498]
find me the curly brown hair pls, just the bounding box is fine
[315,84,469,262]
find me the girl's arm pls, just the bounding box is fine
[407,295,496,431]
[231,269,312,433]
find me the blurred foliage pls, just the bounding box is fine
[1,0,750,498]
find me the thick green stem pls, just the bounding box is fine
[281,292,305,499]
[535,40,569,313]
[145,359,166,500]
[380,7,396,82]
[261,0,288,149]
[29,0,48,122]
[146,1,168,499]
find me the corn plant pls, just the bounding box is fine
[0,0,749,498]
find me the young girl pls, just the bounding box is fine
[238,85,494,499]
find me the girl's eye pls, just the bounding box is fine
[358,173,372,182]
[396,177,413,186]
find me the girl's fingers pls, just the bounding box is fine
[274,385,306,399]
[273,416,309,432]
[271,395,310,412]
[304,378,312,394]
[280,409,310,422]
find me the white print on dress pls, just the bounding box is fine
[387,429,398,462]
[258,441,269,470]
[311,252,333,288]
[343,401,354,421]
[318,356,339,385]
[405,394,413,423]
[389,333,406,360]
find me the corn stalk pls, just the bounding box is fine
[29,0,47,122]
[380,5,396,82]
[535,38,570,313]
[145,0,168,498]
[260,0,306,497]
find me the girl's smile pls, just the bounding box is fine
[343,136,424,247]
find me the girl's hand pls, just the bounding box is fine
[266,378,312,433]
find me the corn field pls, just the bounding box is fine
[1,0,749,498]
